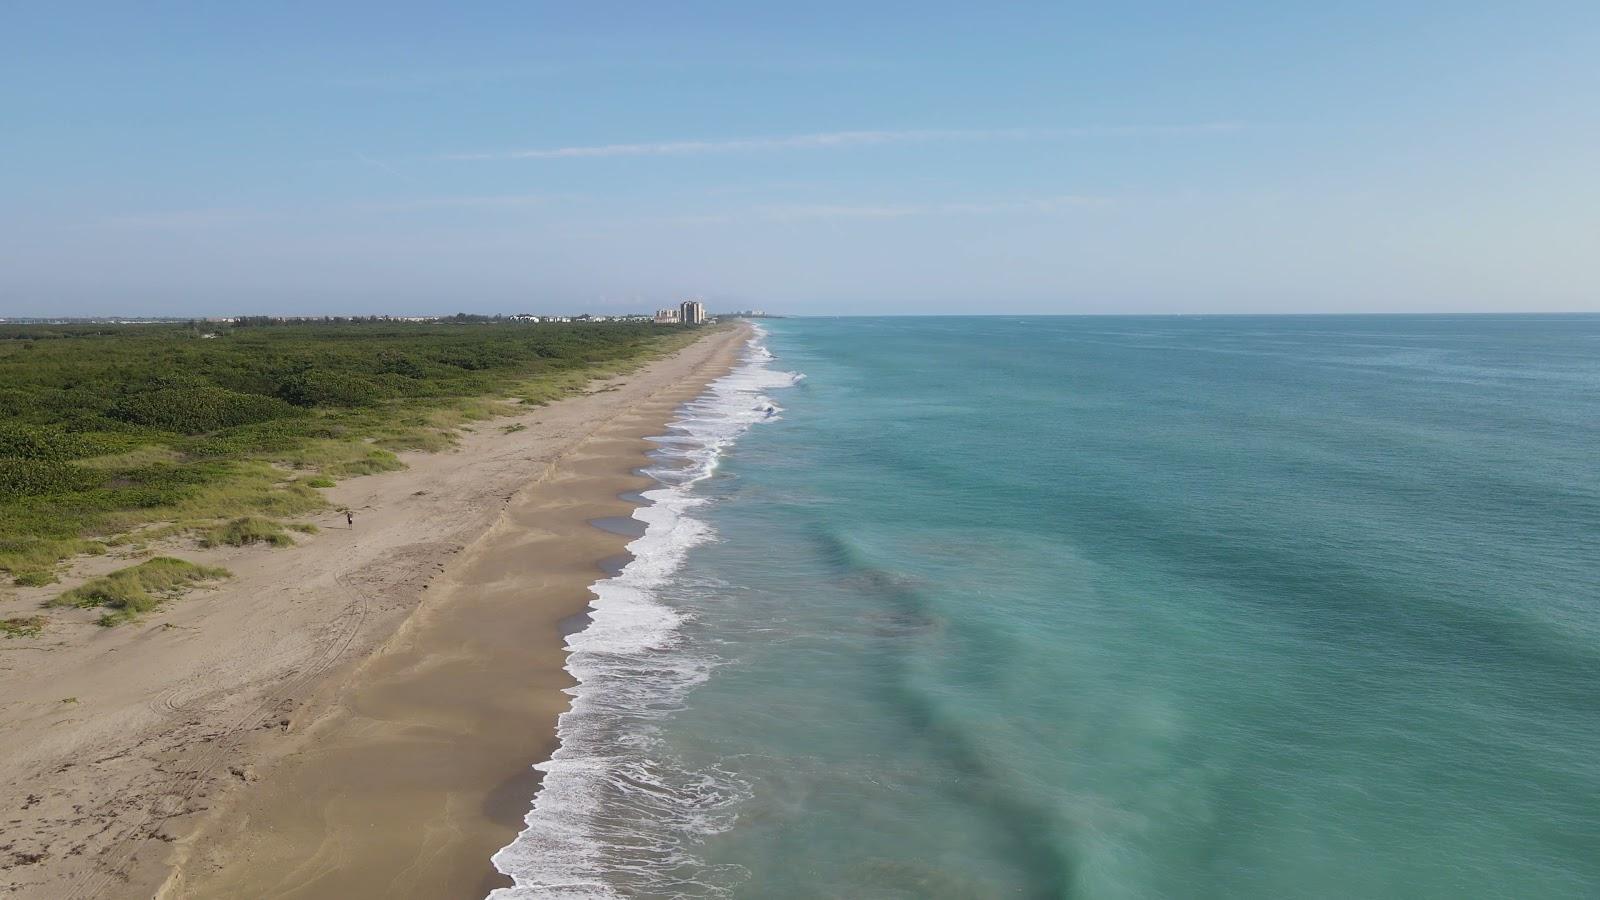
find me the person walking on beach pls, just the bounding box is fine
[345,509,354,528]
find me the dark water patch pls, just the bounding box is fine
[597,552,632,577]
[804,521,1079,896]
[557,608,593,638]
[589,516,646,538]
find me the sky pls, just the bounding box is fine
[3,1,1598,317]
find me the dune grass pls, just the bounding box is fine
[1,615,47,638]
[12,569,59,587]
[199,516,295,548]
[51,557,231,626]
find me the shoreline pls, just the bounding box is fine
[0,324,748,899]
[486,325,794,895]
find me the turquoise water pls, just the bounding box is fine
[498,316,1600,899]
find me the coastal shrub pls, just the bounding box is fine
[0,425,133,461]
[51,557,230,626]
[303,475,336,488]
[109,385,299,433]
[199,517,294,548]
[0,616,46,639]
[433,346,519,371]
[185,420,322,458]
[377,350,427,379]
[0,459,104,496]
[0,320,705,573]
[275,371,387,408]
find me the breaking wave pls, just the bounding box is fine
[488,327,799,899]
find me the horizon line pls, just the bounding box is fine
[6,310,1595,322]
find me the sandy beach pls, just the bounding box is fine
[0,324,748,899]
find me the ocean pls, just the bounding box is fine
[491,315,1600,899]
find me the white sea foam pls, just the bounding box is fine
[488,327,799,899]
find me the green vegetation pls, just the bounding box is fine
[0,320,701,578]
[12,569,58,587]
[200,516,295,548]
[50,557,231,625]
[1,615,46,638]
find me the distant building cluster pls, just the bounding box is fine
[4,300,747,327]
[508,313,654,323]
[654,299,709,326]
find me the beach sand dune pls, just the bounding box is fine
[0,325,747,899]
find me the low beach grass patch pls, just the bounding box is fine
[514,370,595,406]
[427,398,505,428]
[1,615,46,638]
[327,448,404,477]
[51,557,230,626]
[277,439,404,477]
[104,523,188,550]
[12,569,58,587]
[0,538,107,585]
[372,427,456,453]
[200,517,294,548]
[74,446,183,471]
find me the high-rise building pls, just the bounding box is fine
[679,299,707,325]
[654,308,681,324]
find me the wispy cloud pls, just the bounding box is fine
[1056,122,1243,138]
[655,195,1108,226]
[443,123,1241,162]
[758,195,1109,221]
[96,209,271,229]
[443,128,1025,161]
[353,150,416,184]
[356,194,553,212]
[95,195,557,229]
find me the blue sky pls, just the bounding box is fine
[3,1,1597,316]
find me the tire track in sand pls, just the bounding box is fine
[65,574,371,900]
